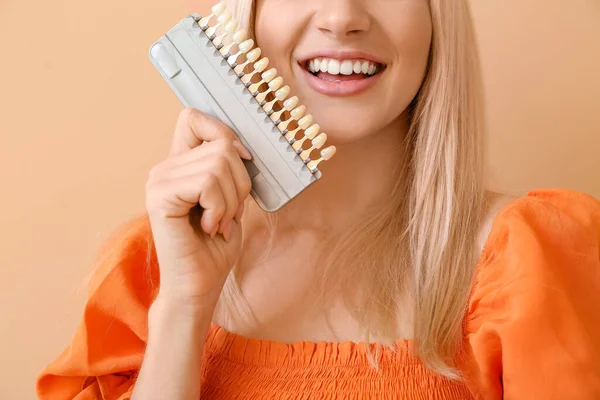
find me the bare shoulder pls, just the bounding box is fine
[476,191,520,255]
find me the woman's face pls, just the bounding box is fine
[254,0,433,144]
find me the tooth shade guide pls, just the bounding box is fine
[153,12,334,214]
[307,146,336,172]
[234,50,261,76]
[284,128,302,143]
[212,19,237,49]
[227,39,254,67]
[279,118,299,135]
[292,132,316,151]
[239,57,269,84]
[285,116,313,141]
[198,1,226,29]
[259,88,280,110]
[205,10,232,39]
[247,69,274,95]
[195,5,336,175]
[249,81,269,96]
[270,106,290,125]
[220,29,248,58]
[297,133,325,157]
[255,76,282,103]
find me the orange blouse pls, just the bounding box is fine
[36,188,600,399]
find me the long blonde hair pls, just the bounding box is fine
[219,0,490,378]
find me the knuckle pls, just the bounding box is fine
[213,157,229,174]
[179,107,198,123]
[215,138,234,153]
[147,163,164,182]
[201,172,218,189]
[215,126,235,141]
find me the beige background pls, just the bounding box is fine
[1,0,598,398]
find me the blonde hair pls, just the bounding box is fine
[219,0,490,378]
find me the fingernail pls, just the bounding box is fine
[233,140,252,160]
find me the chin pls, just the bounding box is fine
[311,116,382,145]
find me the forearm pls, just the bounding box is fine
[131,295,216,400]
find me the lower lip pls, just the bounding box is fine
[300,65,383,96]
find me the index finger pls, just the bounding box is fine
[169,108,238,156]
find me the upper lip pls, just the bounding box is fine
[297,49,387,66]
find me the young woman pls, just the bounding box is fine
[37,0,600,398]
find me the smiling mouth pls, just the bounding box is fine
[302,58,386,82]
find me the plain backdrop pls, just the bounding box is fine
[1,0,598,398]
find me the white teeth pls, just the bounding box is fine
[306,57,381,76]
[320,59,328,73]
[361,61,369,74]
[340,60,354,75]
[327,59,340,74]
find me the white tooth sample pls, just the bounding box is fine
[298,115,313,130]
[307,146,337,172]
[327,59,341,75]
[239,39,254,53]
[246,48,262,62]
[312,132,327,147]
[232,29,247,44]
[308,60,314,72]
[254,57,269,72]
[217,10,232,25]
[340,60,354,75]
[320,59,329,73]
[321,146,337,160]
[353,60,362,74]
[275,85,290,100]
[262,68,277,83]
[284,96,299,111]
[290,105,306,120]
[212,1,226,15]
[304,124,320,139]
[361,61,369,74]
[224,19,238,34]
[268,77,283,91]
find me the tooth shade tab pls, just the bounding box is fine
[307,146,336,172]
[268,76,284,91]
[219,27,248,57]
[205,9,232,39]
[283,96,299,111]
[198,1,226,29]
[192,2,337,180]
[227,38,255,67]
[212,18,238,48]
[306,57,382,76]
[261,68,278,83]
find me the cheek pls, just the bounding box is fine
[383,9,433,109]
[253,4,296,67]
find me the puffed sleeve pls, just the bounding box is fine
[459,188,600,399]
[36,216,159,400]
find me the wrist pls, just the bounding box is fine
[149,292,217,331]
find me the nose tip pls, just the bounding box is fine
[314,1,370,38]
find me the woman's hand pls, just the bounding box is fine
[145,108,252,307]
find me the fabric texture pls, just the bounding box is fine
[36,188,600,399]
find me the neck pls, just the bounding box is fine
[263,112,411,234]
